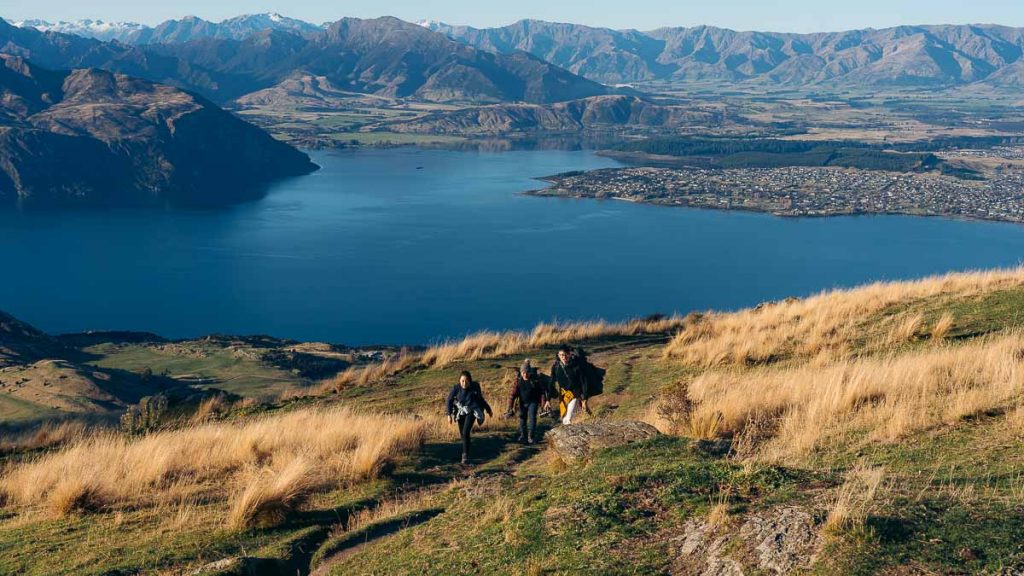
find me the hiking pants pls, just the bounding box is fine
[457,414,475,457]
[559,389,579,425]
[519,402,539,440]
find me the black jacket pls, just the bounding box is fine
[446,381,492,417]
[506,372,550,411]
[550,357,587,400]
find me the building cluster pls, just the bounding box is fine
[536,161,1024,223]
[942,146,1024,161]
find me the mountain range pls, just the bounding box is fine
[424,19,1024,88]
[11,13,324,44]
[0,54,316,206]
[7,14,1024,96]
[0,17,610,104]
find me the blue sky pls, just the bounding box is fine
[3,0,1022,32]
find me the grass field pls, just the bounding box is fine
[83,343,307,398]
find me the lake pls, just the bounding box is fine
[3,147,1024,345]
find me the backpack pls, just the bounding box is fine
[574,347,606,397]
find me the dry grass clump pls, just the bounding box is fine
[227,456,315,530]
[825,464,885,533]
[884,312,924,347]
[643,383,723,440]
[671,332,1024,463]
[321,350,419,393]
[931,312,956,341]
[189,394,231,423]
[663,268,1024,367]
[0,407,427,527]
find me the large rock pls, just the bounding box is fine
[547,420,659,463]
[188,557,287,576]
[671,506,822,575]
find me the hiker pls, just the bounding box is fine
[550,344,590,425]
[446,370,493,464]
[503,359,550,445]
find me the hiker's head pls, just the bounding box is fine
[520,359,532,379]
[558,345,572,364]
[459,371,472,388]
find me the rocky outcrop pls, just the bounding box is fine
[547,420,660,463]
[671,506,822,575]
[0,310,67,366]
[187,556,288,576]
[0,55,317,207]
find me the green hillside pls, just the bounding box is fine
[4,269,1024,574]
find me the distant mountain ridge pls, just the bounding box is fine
[11,18,147,42]
[423,19,1024,88]
[11,13,324,44]
[11,14,1024,90]
[0,17,611,104]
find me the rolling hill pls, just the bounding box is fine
[388,94,728,135]
[5,269,1024,573]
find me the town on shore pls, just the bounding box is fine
[529,147,1024,223]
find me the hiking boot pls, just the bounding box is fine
[527,436,535,445]
[515,434,526,444]
[461,453,468,465]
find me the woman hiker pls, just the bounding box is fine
[446,370,493,464]
[503,359,550,445]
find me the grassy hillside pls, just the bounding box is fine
[5,269,1024,574]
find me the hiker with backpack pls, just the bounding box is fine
[550,344,597,424]
[446,370,493,464]
[503,359,550,445]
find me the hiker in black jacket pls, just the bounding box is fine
[446,370,493,464]
[504,359,549,445]
[550,344,591,425]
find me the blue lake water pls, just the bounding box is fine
[2,147,1024,345]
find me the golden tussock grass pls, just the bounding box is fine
[931,312,956,341]
[825,464,885,533]
[227,455,315,530]
[0,407,427,528]
[670,332,1024,464]
[419,316,685,369]
[663,268,1024,367]
[706,501,732,528]
[642,383,722,440]
[189,394,230,424]
[318,316,685,391]
[318,349,419,393]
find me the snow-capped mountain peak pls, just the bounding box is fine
[11,18,147,41]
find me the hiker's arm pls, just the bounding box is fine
[506,380,519,413]
[445,385,456,415]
